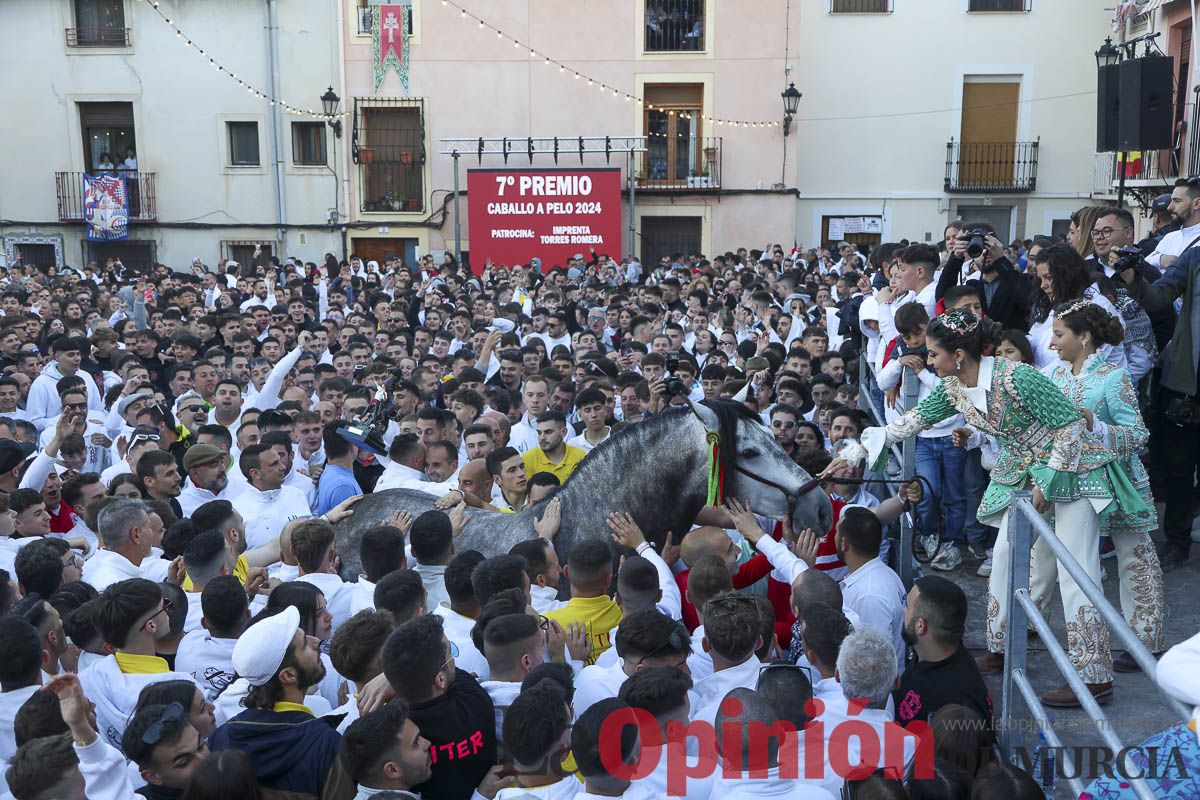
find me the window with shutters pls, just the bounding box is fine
[967,0,1030,11]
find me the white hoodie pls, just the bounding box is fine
[176,629,237,702]
[27,361,103,431]
[0,685,39,763]
[77,655,196,750]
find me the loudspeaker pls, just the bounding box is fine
[1118,56,1175,151]
[1097,64,1120,152]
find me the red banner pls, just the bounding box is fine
[377,4,405,68]
[466,168,622,272]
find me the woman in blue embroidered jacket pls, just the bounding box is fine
[862,309,1149,708]
[1037,299,1164,670]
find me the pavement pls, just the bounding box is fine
[945,507,1200,798]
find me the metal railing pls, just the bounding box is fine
[65,27,131,46]
[967,0,1031,10]
[945,140,1039,193]
[858,354,919,588]
[54,171,156,222]
[639,136,721,191]
[644,0,705,51]
[1000,493,1191,800]
[829,0,894,12]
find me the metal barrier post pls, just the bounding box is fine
[995,498,1189,800]
[898,367,919,589]
[1000,492,1032,758]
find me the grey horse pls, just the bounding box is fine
[331,398,833,581]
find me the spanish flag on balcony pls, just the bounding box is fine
[1119,151,1143,178]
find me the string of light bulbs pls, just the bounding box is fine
[133,0,779,129]
[132,0,348,119]
[437,0,780,130]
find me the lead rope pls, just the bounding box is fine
[705,431,724,508]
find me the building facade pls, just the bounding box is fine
[792,0,1114,252]
[0,0,343,271]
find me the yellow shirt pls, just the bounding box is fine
[114,652,171,675]
[182,554,248,592]
[544,595,623,667]
[522,445,587,484]
[272,701,314,715]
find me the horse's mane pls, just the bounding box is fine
[561,398,759,494]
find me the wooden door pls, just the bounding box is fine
[351,237,411,265]
[960,82,1019,188]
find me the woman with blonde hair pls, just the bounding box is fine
[1068,205,1105,259]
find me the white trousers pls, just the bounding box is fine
[987,498,1113,684]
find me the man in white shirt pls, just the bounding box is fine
[479,613,545,739]
[1146,180,1200,269]
[409,509,458,612]
[231,442,312,550]
[350,523,408,616]
[178,444,233,517]
[567,386,612,453]
[292,518,354,630]
[175,574,246,702]
[494,681,579,800]
[836,508,907,673]
[507,375,551,454]
[688,591,764,728]
[373,434,455,498]
[0,615,43,764]
[82,498,178,592]
[432,550,489,680]
[529,311,572,356]
[574,609,691,721]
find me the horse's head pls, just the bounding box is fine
[689,399,833,538]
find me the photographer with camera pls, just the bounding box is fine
[1113,222,1200,573]
[934,220,1031,332]
[1088,207,1175,353]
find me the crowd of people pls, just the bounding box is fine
[0,181,1199,800]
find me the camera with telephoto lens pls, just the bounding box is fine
[965,229,988,259]
[1111,247,1144,275]
[663,353,686,397]
[1165,397,1200,428]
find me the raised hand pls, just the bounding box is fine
[534,497,561,540]
[723,497,764,544]
[607,511,646,550]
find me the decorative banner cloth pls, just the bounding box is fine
[83,174,129,241]
[373,4,411,94]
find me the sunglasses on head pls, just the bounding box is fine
[141,702,185,745]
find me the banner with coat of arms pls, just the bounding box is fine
[83,174,129,241]
[373,4,411,94]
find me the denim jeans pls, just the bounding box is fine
[914,434,968,546]
[962,447,994,546]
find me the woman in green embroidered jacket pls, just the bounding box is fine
[1038,299,1164,672]
[861,309,1149,708]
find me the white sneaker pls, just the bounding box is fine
[918,534,939,560]
[977,549,993,577]
[931,547,963,571]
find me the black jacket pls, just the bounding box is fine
[409,669,497,800]
[1087,254,1177,350]
[935,255,1032,332]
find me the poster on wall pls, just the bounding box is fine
[466,168,622,273]
[83,174,129,241]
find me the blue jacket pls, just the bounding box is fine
[209,707,341,797]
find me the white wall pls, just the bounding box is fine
[0,0,344,267]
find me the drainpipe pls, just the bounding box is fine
[266,0,287,251]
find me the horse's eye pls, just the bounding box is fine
[741,449,760,459]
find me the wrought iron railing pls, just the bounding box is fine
[65,27,131,47]
[55,171,156,222]
[945,140,1039,192]
[638,136,721,190]
[829,0,893,12]
[967,0,1031,10]
[644,0,705,51]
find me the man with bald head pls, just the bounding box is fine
[787,569,862,664]
[676,527,743,631]
[456,458,492,502]
[481,411,510,450]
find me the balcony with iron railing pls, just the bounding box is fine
[637,136,721,191]
[55,172,156,222]
[65,27,131,47]
[645,0,705,51]
[944,140,1039,192]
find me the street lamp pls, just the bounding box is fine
[321,86,343,138]
[781,82,802,136]
[1095,37,1121,69]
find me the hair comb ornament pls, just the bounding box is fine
[937,308,980,335]
[1057,298,1094,318]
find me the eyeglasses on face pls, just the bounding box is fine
[772,420,797,429]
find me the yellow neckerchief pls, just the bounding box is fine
[182,554,248,592]
[114,652,170,675]
[272,701,314,715]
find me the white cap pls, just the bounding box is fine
[232,606,300,687]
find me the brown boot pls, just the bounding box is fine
[1040,681,1113,707]
[975,652,1004,674]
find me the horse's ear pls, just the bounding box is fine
[687,398,719,431]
